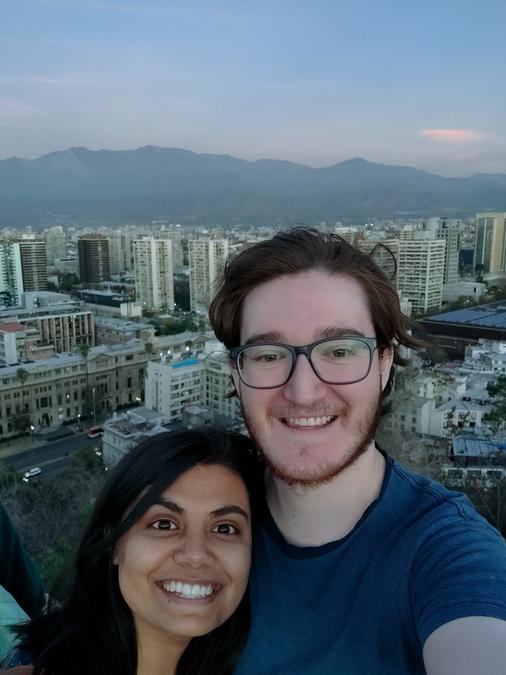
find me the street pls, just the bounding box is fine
[1,433,100,480]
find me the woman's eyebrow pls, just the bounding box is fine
[153,501,249,521]
[153,498,183,514]
[211,505,250,521]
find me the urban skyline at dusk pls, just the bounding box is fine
[2,0,506,176]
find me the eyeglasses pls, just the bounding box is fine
[229,337,378,389]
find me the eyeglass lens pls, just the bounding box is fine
[238,338,372,387]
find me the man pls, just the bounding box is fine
[209,228,506,675]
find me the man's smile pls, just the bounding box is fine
[282,415,337,429]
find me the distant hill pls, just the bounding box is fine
[0,146,505,225]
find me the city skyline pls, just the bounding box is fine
[2,0,506,176]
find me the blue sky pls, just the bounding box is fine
[1,0,505,175]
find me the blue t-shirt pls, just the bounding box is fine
[236,456,506,675]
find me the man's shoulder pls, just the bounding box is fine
[385,457,503,541]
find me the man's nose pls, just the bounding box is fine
[282,353,328,405]
[173,530,214,569]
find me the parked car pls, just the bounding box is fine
[22,467,42,482]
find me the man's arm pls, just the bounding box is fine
[423,617,506,675]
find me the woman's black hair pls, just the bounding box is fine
[15,427,261,675]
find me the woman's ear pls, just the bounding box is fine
[112,549,119,565]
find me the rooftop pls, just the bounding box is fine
[426,301,506,330]
[452,437,506,457]
[0,322,26,333]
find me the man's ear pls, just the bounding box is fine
[112,549,119,565]
[231,367,241,400]
[379,348,394,392]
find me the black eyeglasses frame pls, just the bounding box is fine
[228,336,379,390]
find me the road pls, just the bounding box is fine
[2,433,100,480]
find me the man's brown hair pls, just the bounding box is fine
[209,227,420,370]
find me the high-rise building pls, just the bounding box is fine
[44,226,67,265]
[427,218,460,284]
[18,239,48,292]
[78,235,110,283]
[133,238,174,311]
[473,212,506,276]
[155,228,185,269]
[0,242,24,306]
[361,237,446,314]
[396,239,446,314]
[107,234,124,276]
[188,238,229,313]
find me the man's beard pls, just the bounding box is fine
[240,384,383,488]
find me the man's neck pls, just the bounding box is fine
[266,444,386,547]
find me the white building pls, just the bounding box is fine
[102,407,170,467]
[203,350,242,427]
[442,281,486,304]
[396,238,446,313]
[145,357,204,423]
[426,218,460,284]
[188,239,229,313]
[0,242,24,306]
[133,238,174,311]
[462,341,506,374]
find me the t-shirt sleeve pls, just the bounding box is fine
[411,512,506,645]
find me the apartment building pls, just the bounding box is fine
[133,237,174,311]
[0,242,24,306]
[18,239,48,292]
[145,356,204,423]
[78,235,111,283]
[396,239,446,313]
[473,212,506,276]
[188,238,229,313]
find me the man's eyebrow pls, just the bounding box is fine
[243,331,282,346]
[319,327,367,339]
[242,328,367,346]
[211,505,250,521]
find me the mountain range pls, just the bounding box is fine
[1,146,505,225]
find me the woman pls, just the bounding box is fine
[4,427,260,675]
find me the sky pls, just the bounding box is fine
[1,0,506,176]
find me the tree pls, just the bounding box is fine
[58,272,80,293]
[483,374,506,434]
[0,290,14,307]
[0,461,106,591]
[16,368,31,428]
[144,341,154,357]
[10,413,31,437]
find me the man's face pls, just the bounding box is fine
[233,270,393,486]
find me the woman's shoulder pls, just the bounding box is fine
[2,667,34,674]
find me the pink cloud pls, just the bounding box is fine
[418,128,486,143]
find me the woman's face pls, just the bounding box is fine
[113,463,252,649]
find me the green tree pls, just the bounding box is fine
[59,272,80,293]
[483,374,506,433]
[0,290,14,307]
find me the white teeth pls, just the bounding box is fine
[286,416,334,427]
[162,581,214,599]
